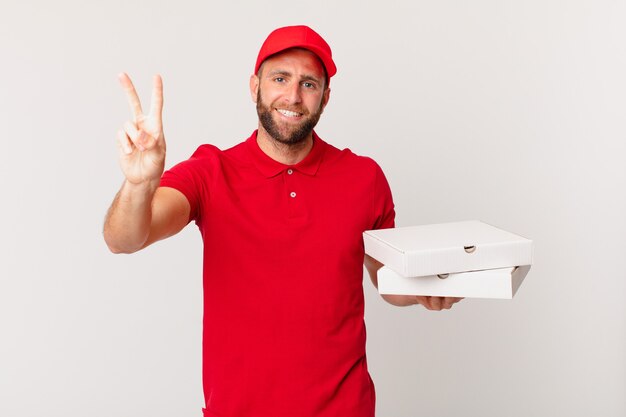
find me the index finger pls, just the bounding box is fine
[118,72,143,121]
[149,74,163,123]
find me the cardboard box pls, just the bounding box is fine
[363,220,533,277]
[377,265,531,299]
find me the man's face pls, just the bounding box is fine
[251,48,330,146]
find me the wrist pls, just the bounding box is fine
[382,294,421,307]
[120,178,160,202]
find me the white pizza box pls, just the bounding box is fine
[363,220,533,277]
[377,265,531,299]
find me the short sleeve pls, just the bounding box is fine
[160,145,215,225]
[371,163,395,230]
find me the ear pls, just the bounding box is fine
[320,87,331,112]
[250,74,259,103]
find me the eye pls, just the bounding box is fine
[274,77,285,83]
[302,82,315,89]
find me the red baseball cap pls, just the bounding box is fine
[254,25,337,79]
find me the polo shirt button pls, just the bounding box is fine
[290,192,296,198]
[287,169,294,175]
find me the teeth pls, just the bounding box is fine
[277,109,301,117]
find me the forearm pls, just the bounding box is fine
[365,254,462,308]
[365,254,418,306]
[103,179,159,254]
[381,294,419,307]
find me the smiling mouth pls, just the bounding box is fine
[276,108,303,118]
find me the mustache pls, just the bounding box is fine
[255,89,312,115]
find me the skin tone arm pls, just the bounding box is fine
[103,73,190,254]
[364,254,463,311]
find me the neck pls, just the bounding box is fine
[256,126,314,165]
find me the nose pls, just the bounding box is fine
[284,81,302,104]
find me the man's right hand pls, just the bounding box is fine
[105,73,188,254]
[117,73,166,185]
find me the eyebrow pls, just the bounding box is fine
[266,69,323,84]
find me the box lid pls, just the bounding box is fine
[364,220,533,277]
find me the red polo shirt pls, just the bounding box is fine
[160,130,395,417]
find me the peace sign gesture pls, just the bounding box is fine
[116,73,166,185]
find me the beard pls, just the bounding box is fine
[256,89,324,146]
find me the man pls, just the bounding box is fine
[104,25,461,417]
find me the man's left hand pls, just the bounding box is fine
[414,296,463,311]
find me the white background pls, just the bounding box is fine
[1,0,624,416]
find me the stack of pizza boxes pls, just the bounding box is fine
[363,221,533,299]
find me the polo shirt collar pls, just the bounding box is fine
[246,130,327,178]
